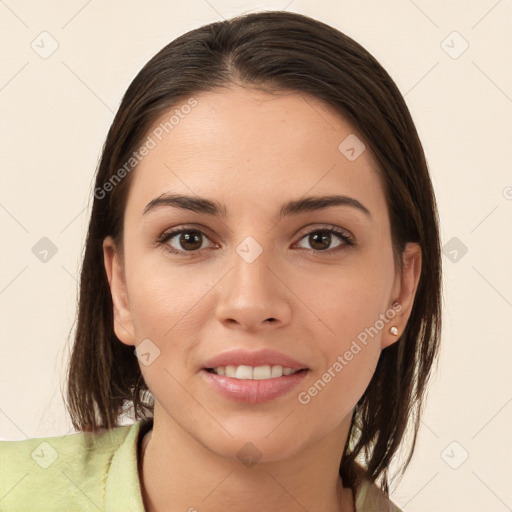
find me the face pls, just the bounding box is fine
[103,85,421,463]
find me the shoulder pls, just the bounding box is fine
[353,466,403,512]
[0,420,143,511]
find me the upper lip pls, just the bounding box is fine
[202,348,308,370]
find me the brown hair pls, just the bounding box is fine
[65,10,441,495]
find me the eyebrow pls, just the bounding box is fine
[143,193,371,219]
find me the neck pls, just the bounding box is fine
[138,405,355,512]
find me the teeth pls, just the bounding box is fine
[211,364,300,379]
[235,365,253,379]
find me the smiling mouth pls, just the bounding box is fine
[205,365,308,380]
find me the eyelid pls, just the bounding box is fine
[294,223,353,241]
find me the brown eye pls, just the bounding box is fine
[159,229,211,254]
[307,231,337,251]
[296,228,352,253]
[176,231,203,251]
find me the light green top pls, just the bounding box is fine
[0,418,402,511]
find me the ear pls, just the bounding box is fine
[103,236,136,347]
[381,242,422,349]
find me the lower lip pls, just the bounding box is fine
[201,369,308,404]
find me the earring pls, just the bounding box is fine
[389,326,399,336]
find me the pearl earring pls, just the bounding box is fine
[389,326,399,336]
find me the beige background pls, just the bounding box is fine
[1,1,511,510]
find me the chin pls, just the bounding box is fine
[198,423,321,465]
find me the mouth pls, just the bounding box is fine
[201,365,309,404]
[204,365,308,380]
[200,348,310,403]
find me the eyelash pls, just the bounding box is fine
[156,225,355,257]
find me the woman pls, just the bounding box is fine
[0,10,441,511]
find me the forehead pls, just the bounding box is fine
[125,85,387,219]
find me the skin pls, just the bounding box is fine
[103,84,421,512]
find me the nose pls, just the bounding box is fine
[215,242,292,332]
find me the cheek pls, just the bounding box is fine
[297,343,380,428]
[125,257,219,392]
[126,251,205,337]
[290,257,391,410]
[293,278,386,429]
[295,254,393,338]
[126,263,206,417]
